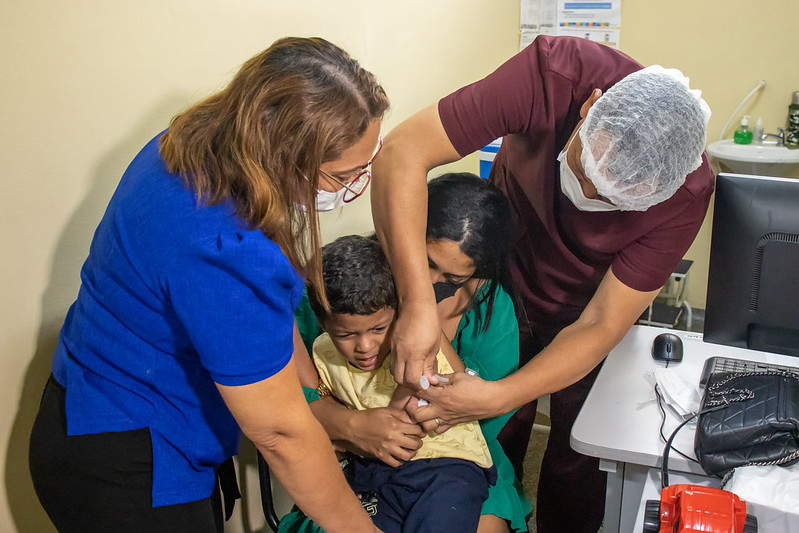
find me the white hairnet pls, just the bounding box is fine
[579,65,711,211]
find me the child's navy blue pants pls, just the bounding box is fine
[344,455,496,533]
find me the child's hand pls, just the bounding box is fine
[348,407,424,467]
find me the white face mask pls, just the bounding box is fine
[315,187,347,212]
[557,141,619,212]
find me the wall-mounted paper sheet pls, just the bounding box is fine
[520,0,620,50]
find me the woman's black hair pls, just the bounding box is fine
[427,172,517,332]
[307,235,397,322]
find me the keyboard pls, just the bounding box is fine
[699,356,799,388]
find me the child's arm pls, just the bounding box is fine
[439,331,466,373]
[309,397,424,466]
[389,336,460,410]
[408,332,465,435]
[388,383,415,410]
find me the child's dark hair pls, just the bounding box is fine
[427,172,517,331]
[308,235,397,322]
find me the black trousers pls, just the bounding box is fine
[497,336,607,533]
[29,375,224,533]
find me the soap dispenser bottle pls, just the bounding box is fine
[734,115,753,145]
[786,91,799,149]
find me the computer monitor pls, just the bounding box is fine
[703,173,799,357]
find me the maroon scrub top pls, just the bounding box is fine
[439,35,714,343]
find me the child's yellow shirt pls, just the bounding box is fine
[313,332,493,469]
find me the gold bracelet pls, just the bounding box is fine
[316,379,332,398]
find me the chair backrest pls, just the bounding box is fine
[257,451,281,532]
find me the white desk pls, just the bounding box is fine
[570,325,799,533]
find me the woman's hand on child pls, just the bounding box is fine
[409,396,455,434]
[406,371,505,427]
[348,407,424,467]
[390,298,441,389]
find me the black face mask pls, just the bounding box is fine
[433,281,464,303]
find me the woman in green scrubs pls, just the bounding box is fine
[286,173,531,533]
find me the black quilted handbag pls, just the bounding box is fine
[694,370,799,477]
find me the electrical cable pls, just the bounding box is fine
[660,411,698,489]
[654,384,699,464]
[660,401,728,489]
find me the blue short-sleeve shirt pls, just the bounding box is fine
[52,133,303,506]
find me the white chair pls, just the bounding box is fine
[639,259,693,330]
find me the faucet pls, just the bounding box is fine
[761,127,785,146]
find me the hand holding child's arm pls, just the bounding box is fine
[310,397,424,467]
[411,336,463,434]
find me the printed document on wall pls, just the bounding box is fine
[520,0,620,50]
[557,1,620,47]
[520,0,557,49]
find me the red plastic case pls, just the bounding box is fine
[642,484,757,533]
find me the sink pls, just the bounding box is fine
[706,139,799,178]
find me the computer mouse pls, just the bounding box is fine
[652,333,683,364]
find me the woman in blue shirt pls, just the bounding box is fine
[28,37,387,533]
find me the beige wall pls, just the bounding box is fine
[620,0,799,310]
[2,1,797,531]
[0,2,518,532]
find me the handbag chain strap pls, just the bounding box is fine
[721,448,799,488]
[704,369,799,407]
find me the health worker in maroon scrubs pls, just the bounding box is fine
[370,35,712,533]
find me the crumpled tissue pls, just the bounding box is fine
[652,367,701,419]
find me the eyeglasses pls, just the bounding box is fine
[319,136,383,203]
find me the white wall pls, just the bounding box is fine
[0,2,518,531]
